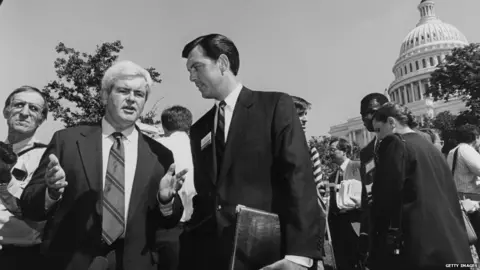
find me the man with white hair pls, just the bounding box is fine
[20,60,187,270]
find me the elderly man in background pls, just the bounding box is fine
[20,61,187,270]
[155,105,195,270]
[0,86,49,270]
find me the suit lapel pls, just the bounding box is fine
[77,125,103,192]
[127,131,155,223]
[218,87,254,184]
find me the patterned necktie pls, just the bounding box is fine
[102,132,125,245]
[374,138,381,163]
[215,101,227,173]
[310,146,322,185]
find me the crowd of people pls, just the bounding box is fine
[0,33,478,270]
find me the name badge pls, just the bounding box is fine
[365,159,375,173]
[201,132,212,151]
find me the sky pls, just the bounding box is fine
[1,0,479,143]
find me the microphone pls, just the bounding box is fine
[88,256,109,270]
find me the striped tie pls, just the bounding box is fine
[215,101,226,173]
[102,132,125,245]
[310,146,322,185]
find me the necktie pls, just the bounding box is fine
[215,101,226,174]
[374,139,381,163]
[102,132,125,245]
[310,146,322,185]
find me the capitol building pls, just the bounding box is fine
[328,0,468,147]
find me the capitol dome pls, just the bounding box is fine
[399,0,468,58]
[387,0,468,124]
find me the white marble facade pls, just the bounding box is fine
[329,0,468,147]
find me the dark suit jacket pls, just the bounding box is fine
[189,87,323,264]
[358,138,376,257]
[20,124,183,270]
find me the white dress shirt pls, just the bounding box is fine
[156,131,195,222]
[215,84,313,268]
[46,118,173,222]
[101,118,138,222]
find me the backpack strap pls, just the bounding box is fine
[17,143,47,157]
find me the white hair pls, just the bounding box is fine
[101,60,154,97]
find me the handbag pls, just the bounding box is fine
[452,148,478,245]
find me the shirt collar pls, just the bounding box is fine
[340,158,350,172]
[101,117,137,143]
[4,136,38,154]
[215,83,243,109]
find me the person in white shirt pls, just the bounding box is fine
[447,124,480,254]
[19,61,187,270]
[0,86,49,270]
[155,105,195,270]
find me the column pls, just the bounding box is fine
[410,83,415,102]
[419,80,424,100]
[349,132,353,144]
[352,130,357,145]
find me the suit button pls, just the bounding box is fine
[217,205,222,211]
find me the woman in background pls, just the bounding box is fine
[368,102,472,270]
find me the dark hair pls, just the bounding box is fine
[360,93,388,115]
[161,105,193,133]
[291,96,312,112]
[4,86,48,120]
[456,124,480,144]
[182,34,240,76]
[329,137,352,157]
[373,102,418,128]
[419,128,436,143]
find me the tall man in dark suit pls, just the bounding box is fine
[358,93,388,268]
[182,34,323,270]
[20,60,187,270]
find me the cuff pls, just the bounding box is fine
[285,255,313,268]
[157,193,174,216]
[45,188,61,210]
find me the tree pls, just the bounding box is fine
[42,41,162,127]
[430,111,456,138]
[419,114,433,129]
[426,43,480,121]
[309,135,361,180]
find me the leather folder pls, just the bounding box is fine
[229,205,282,270]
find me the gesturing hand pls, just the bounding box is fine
[158,164,188,203]
[45,154,67,199]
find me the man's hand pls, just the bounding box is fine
[45,154,67,199]
[260,259,308,270]
[461,199,479,214]
[158,164,188,203]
